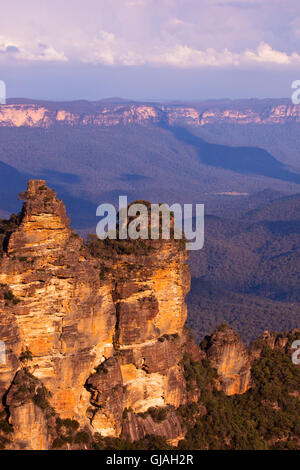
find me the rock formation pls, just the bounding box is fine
[0,180,190,448]
[249,329,300,363]
[201,324,251,395]
[0,180,256,449]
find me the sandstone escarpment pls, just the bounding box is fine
[201,324,251,395]
[1,100,300,129]
[85,219,190,440]
[0,181,190,448]
[0,180,116,448]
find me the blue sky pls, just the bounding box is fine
[1,0,300,100]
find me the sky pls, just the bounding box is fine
[1,0,300,100]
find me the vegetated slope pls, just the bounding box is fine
[169,126,300,184]
[187,280,300,344]
[93,328,300,450]
[0,123,299,232]
[191,121,300,167]
[187,194,300,342]
[176,333,300,450]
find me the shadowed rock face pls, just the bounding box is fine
[202,326,251,395]
[0,180,191,448]
[5,369,50,450]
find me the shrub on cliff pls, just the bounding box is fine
[73,431,90,445]
[19,346,33,363]
[148,407,168,423]
[93,434,173,450]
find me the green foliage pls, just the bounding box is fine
[0,419,13,434]
[137,406,168,423]
[187,194,300,344]
[56,417,80,434]
[86,235,155,259]
[99,265,109,280]
[148,407,168,423]
[4,290,14,301]
[73,431,90,445]
[1,287,21,306]
[181,353,217,392]
[52,437,65,449]
[178,346,300,450]
[162,333,179,341]
[19,346,33,363]
[33,385,52,411]
[95,363,108,374]
[217,322,229,332]
[93,434,173,451]
[187,280,300,344]
[51,418,85,448]
[0,435,11,450]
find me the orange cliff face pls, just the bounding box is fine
[0,180,191,449]
[1,101,300,129]
[202,325,251,396]
[0,181,116,433]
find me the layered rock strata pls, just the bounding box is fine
[1,101,300,129]
[201,325,251,395]
[0,181,190,448]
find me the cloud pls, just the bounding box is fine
[156,42,300,68]
[0,1,299,70]
[1,29,299,69]
[0,37,68,62]
[126,0,146,6]
[243,42,298,65]
[154,45,239,67]
[80,36,300,68]
[216,0,262,8]
[84,30,117,65]
[5,46,20,54]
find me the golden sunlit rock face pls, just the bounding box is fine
[204,326,251,396]
[0,181,191,448]
[0,181,116,449]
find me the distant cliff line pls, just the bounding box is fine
[1,98,300,128]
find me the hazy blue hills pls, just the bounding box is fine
[188,194,300,342]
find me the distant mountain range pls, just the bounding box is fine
[2,97,300,130]
[0,98,300,230]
